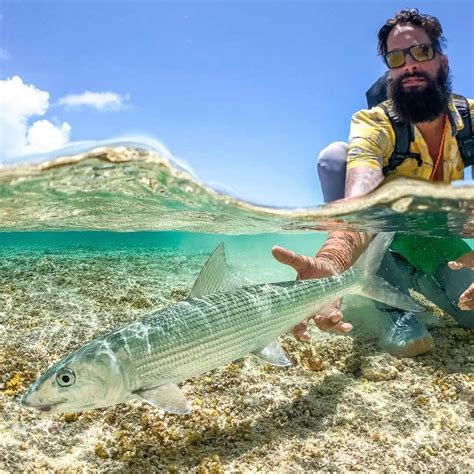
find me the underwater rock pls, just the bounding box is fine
[360,354,400,381]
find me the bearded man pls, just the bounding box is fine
[273,8,474,357]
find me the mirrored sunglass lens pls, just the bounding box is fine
[411,45,434,61]
[386,51,405,68]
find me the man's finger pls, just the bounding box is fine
[314,313,353,333]
[319,319,353,333]
[316,300,343,319]
[459,298,474,310]
[458,283,474,310]
[272,246,313,273]
[336,322,353,333]
[292,321,311,341]
[448,252,474,271]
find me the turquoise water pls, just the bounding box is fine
[1,144,473,472]
[0,142,472,375]
[0,143,472,346]
[0,142,472,291]
[0,230,327,282]
[0,228,327,390]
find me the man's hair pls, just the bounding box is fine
[377,8,446,55]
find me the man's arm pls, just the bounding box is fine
[273,108,389,337]
[316,166,384,272]
[272,165,384,337]
[316,105,389,272]
[345,166,385,198]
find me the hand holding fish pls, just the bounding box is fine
[448,251,474,311]
[271,246,353,338]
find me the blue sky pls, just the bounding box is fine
[1,0,473,206]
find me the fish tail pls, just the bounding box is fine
[352,232,424,312]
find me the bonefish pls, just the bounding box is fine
[21,233,422,415]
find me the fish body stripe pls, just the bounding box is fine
[102,269,360,392]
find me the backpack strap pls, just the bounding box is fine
[366,72,389,108]
[379,102,423,176]
[451,94,474,167]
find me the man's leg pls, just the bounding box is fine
[390,234,473,328]
[317,141,348,203]
[376,252,434,357]
[317,142,433,357]
[414,263,474,329]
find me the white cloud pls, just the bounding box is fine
[0,75,71,159]
[23,120,71,155]
[58,91,127,110]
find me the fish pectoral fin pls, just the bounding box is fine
[354,276,424,312]
[134,382,191,414]
[252,340,292,367]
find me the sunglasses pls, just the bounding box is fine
[383,43,436,69]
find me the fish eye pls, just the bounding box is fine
[56,368,76,387]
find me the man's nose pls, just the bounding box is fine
[403,54,419,73]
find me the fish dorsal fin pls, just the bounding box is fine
[252,340,292,367]
[134,382,191,414]
[189,243,231,297]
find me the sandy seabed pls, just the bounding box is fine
[0,248,472,473]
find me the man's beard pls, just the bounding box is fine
[388,68,452,123]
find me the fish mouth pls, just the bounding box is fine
[21,394,63,413]
[22,400,60,412]
[34,404,57,413]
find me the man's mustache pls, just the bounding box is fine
[397,71,431,82]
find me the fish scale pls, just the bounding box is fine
[119,270,360,391]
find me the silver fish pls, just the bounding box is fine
[21,233,422,415]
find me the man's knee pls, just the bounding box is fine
[317,141,348,203]
[318,142,348,169]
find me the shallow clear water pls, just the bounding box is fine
[0,144,473,472]
[0,142,472,361]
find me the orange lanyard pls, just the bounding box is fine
[430,115,448,181]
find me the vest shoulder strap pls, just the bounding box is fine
[380,96,474,175]
[379,101,422,176]
[451,94,474,167]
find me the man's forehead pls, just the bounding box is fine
[387,25,430,49]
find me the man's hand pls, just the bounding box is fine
[448,251,474,311]
[271,245,353,340]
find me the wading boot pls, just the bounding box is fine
[379,309,434,358]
